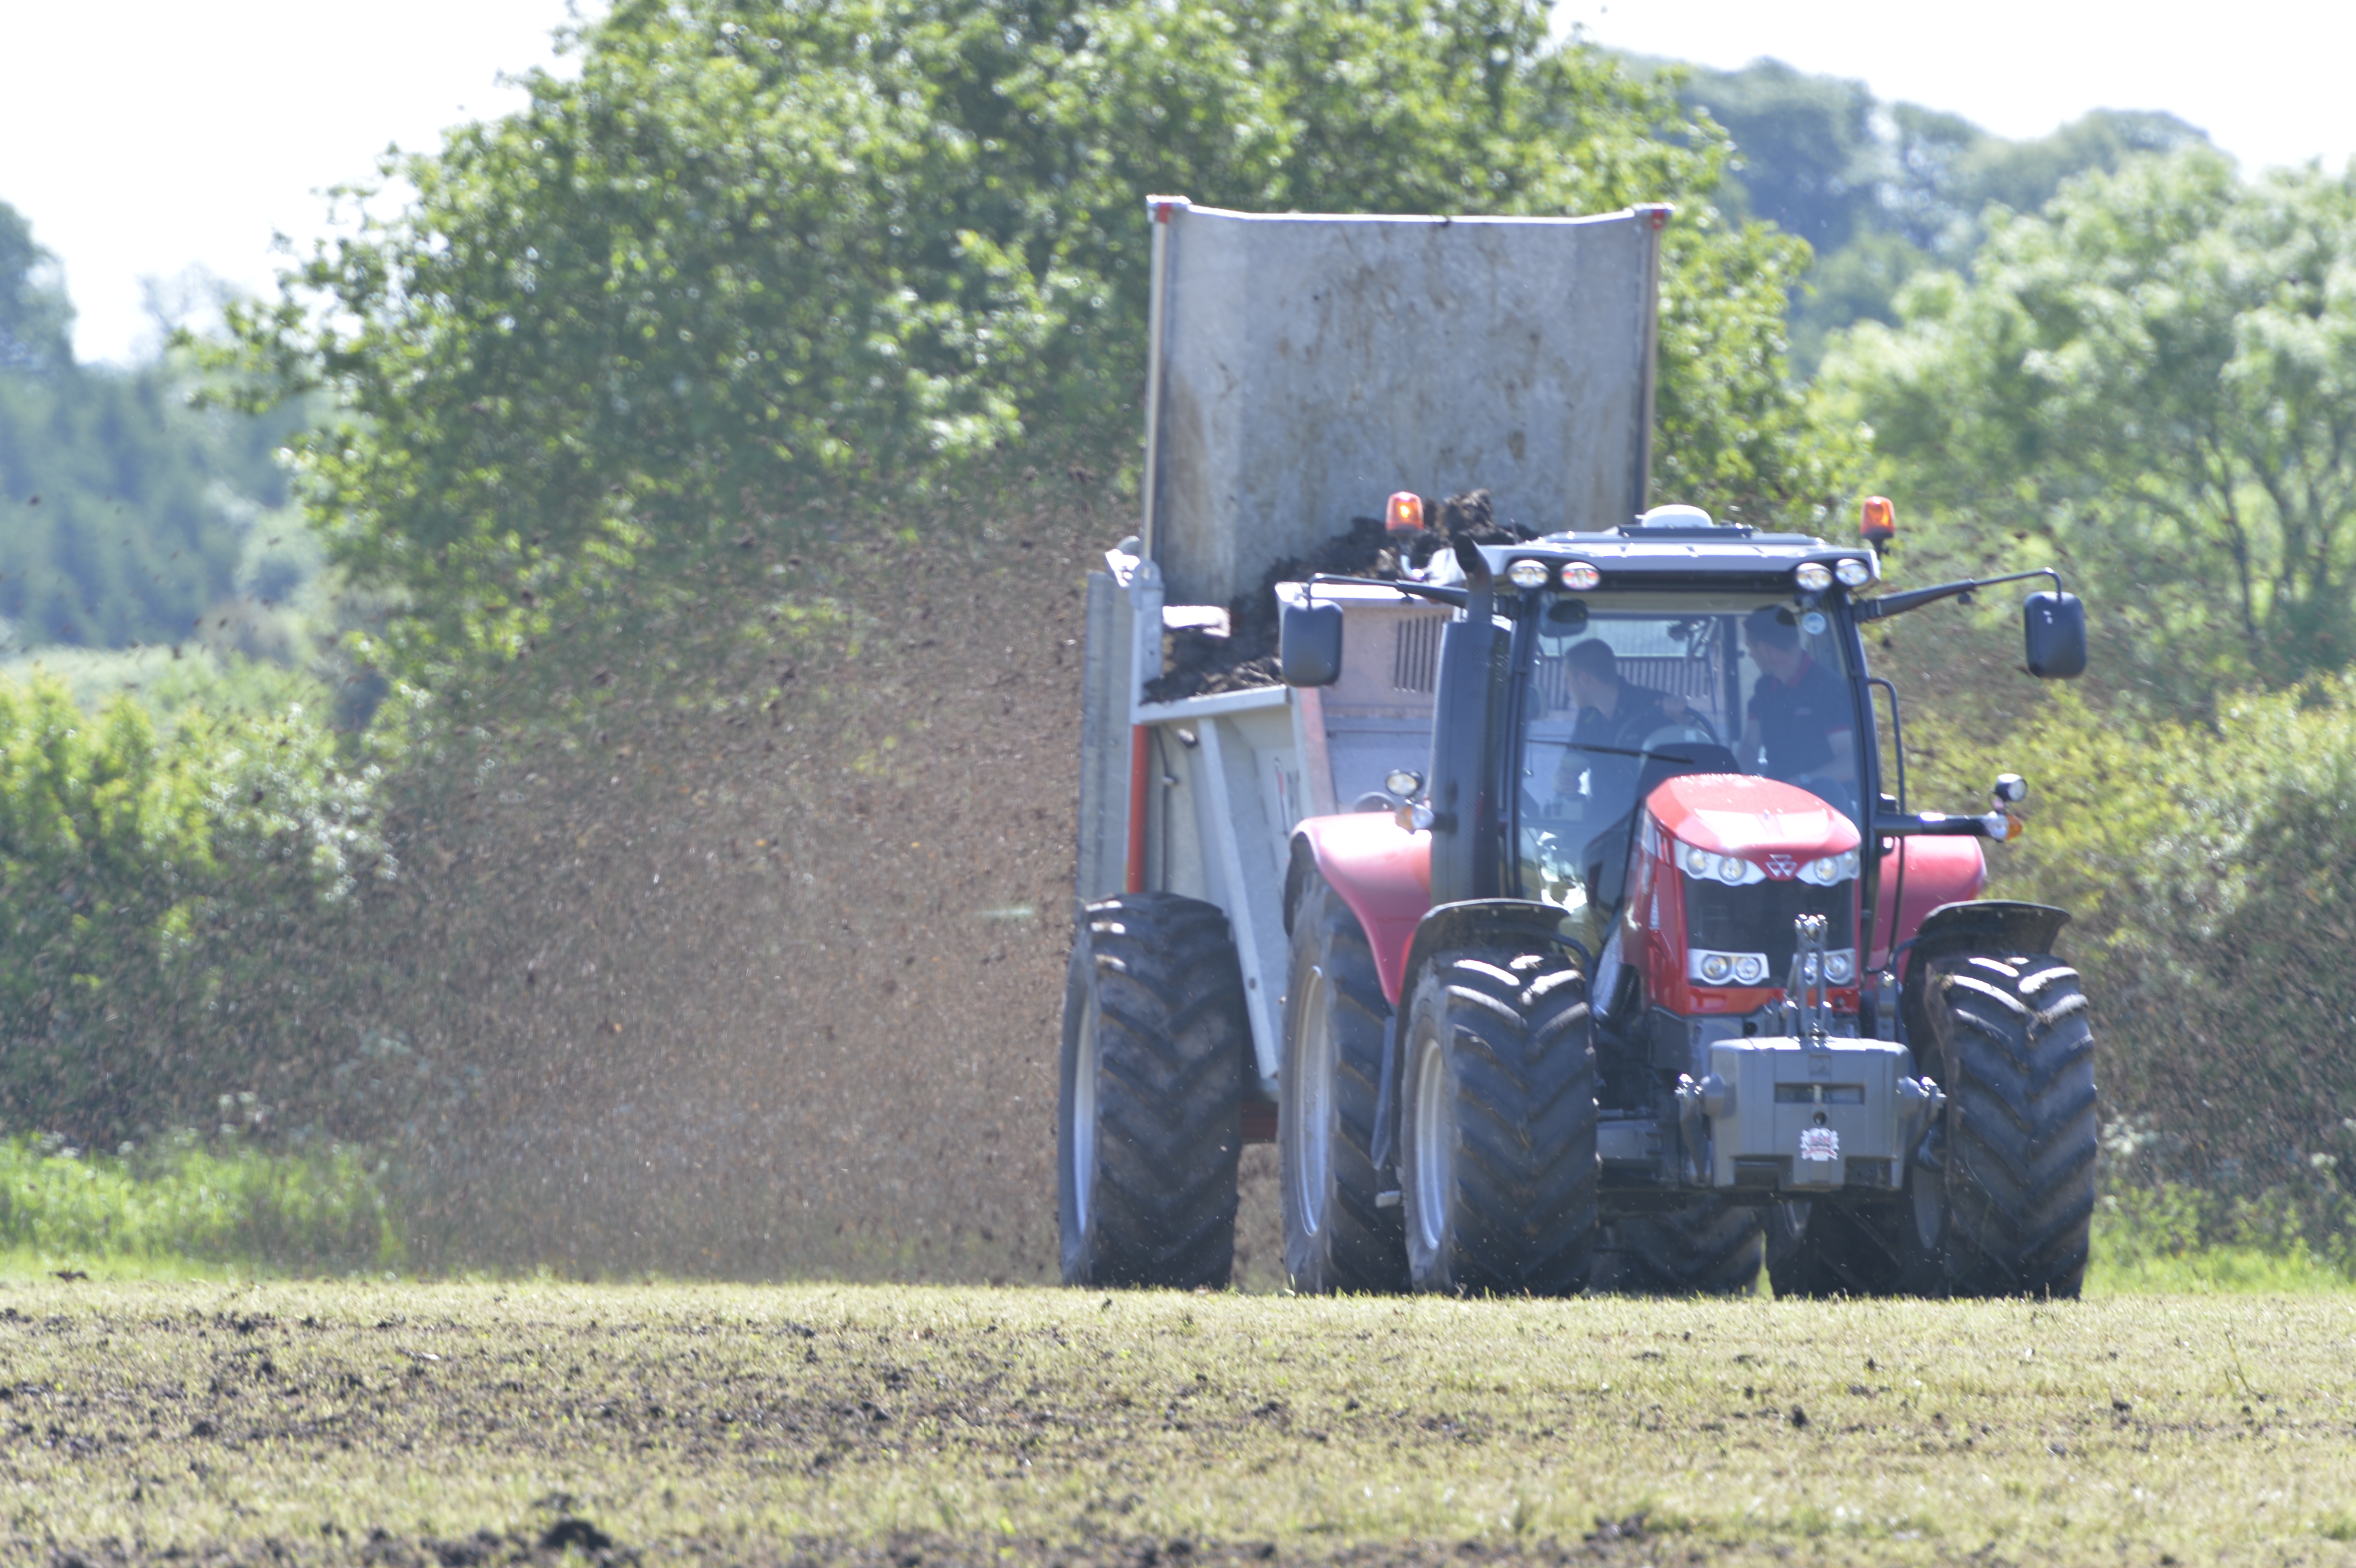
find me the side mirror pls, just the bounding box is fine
[1280,599,1343,687]
[2023,591,2086,678]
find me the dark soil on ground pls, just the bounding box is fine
[1142,490,1527,703]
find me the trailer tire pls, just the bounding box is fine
[1594,1199,1763,1296]
[1279,872,1408,1294]
[1398,950,1597,1296]
[1058,893,1247,1289]
[1922,951,2096,1298]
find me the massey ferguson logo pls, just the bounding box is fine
[1764,853,1798,880]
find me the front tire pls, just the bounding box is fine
[1924,951,2096,1297]
[1398,951,1597,1296]
[1279,871,1408,1293]
[1058,893,1247,1288]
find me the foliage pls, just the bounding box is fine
[0,1130,402,1275]
[1669,61,2208,368]
[0,670,402,1140]
[1831,151,2356,703]
[224,0,1853,694]
[2089,1180,2356,1295]
[0,201,316,652]
[1904,677,2356,1200]
[0,202,72,374]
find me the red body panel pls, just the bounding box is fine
[1871,836,1988,971]
[1646,774,1862,860]
[1291,814,1432,1005]
[1298,776,1991,1014]
[1632,776,1867,1017]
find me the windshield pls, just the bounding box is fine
[1515,590,1861,926]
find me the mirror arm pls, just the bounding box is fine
[1855,566,2062,622]
[1306,573,1470,608]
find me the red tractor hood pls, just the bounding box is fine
[1645,774,1861,860]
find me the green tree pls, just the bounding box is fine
[0,201,312,653]
[0,203,72,374]
[1828,149,2356,702]
[227,0,1852,692]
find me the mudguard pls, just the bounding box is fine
[1288,814,1432,1005]
[1870,836,1987,969]
[1899,898,2073,1048]
[1372,898,1593,1178]
[1908,898,2071,963]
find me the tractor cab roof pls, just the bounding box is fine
[1477,527,1879,591]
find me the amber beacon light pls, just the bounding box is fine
[1386,491,1425,533]
[1860,495,1896,550]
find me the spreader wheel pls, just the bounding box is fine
[1058,893,1247,1288]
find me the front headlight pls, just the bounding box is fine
[1795,561,1834,592]
[1823,949,1857,985]
[1834,556,1873,588]
[1677,844,1764,886]
[1796,848,1861,885]
[1506,558,1550,590]
[1689,947,1771,987]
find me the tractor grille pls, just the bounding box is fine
[1683,878,1854,978]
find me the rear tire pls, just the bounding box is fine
[1279,872,1409,1293]
[1763,1198,1939,1298]
[1595,1199,1763,1296]
[1398,950,1597,1296]
[1058,893,1247,1288]
[1923,951,2096,1297]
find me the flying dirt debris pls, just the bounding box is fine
[1061,196,2096,1298]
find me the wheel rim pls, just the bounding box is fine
[1288,966,1333,1237]
[1412,1029,1451,1258]
[1073,1000,1100,1238]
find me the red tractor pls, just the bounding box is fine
[1269,512,2093,1297]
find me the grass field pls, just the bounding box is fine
[7,1280,2356,1565]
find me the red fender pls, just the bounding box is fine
[1873,835,1988,971]
[1291,814,1432,1006]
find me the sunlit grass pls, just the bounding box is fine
[0,1132,404,1278]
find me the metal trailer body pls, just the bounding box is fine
[1075,199,1669,1097]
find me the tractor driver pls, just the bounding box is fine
[1740,606,1857,811]
[1551,638,1706,812]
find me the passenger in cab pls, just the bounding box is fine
[1740,606,1856,811]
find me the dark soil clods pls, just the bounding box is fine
[1143,490,1529,704]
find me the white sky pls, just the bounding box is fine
[2,0,2347,366]
[1560,0,2356,172]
